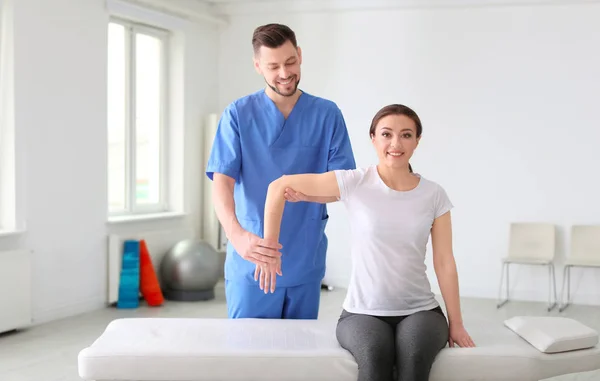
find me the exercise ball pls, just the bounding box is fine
[160,239,221,301]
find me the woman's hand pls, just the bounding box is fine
[254,257,282,294]
[449,322,476,348]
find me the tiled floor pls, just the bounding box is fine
[0,281,599,381]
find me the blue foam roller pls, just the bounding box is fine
[117,240,140,309]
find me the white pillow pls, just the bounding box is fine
[504,316,599,353]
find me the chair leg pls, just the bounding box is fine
[559,266,572,312]
[547,263,557,311]
[567,265,571,305]
[558,265,568,312]
[497,262,510,308]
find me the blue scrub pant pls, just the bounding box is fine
[225,279,321,319]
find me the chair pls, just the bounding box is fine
[497,223,558,311]
[559,225,600,312]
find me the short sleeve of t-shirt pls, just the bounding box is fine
[334,168,366,201]
[434,184,454,219]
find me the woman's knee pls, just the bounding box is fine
[336,312,396,371]
[394,310,449,380]
[395,309,448,363]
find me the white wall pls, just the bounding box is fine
[216,1,600,305]
[0,0,220,324]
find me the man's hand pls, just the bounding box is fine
[284,187,309,202]
[229,229,282,268]
[284,187,339,204]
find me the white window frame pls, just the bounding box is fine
[0,0,21,236]
[107,17,171,218]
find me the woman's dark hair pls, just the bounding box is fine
[369,104,423,173]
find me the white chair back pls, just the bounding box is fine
[570,225,600,264]
[507,223,556,262]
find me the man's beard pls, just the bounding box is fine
[266,75,300,97]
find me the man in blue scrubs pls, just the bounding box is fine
[206,23,356,319]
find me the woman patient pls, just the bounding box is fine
[259,104,475,381]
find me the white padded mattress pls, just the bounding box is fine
[78,317,600,381]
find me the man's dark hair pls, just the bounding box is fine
[252,23,297,55]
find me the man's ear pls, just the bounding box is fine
[297,46,302,65]
[253,52,262,74]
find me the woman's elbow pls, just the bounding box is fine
[434,252,456,270]
[268,176,288,194]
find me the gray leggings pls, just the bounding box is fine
[336,306,449,381]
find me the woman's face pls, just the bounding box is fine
[371,114,420,169]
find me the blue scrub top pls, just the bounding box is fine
[206,89,356,287]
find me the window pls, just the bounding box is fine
[0,2,18,234]
[107,18,170,217]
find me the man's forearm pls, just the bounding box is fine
[212,175,243,241]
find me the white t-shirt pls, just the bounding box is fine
[334,165,453,316]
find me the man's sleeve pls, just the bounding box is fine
[206,104,242,181]
[327,107,356,171]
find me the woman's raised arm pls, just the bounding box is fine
[264,172,340,243]
[257,171,340,293]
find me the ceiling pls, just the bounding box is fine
[195,0,287,3]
